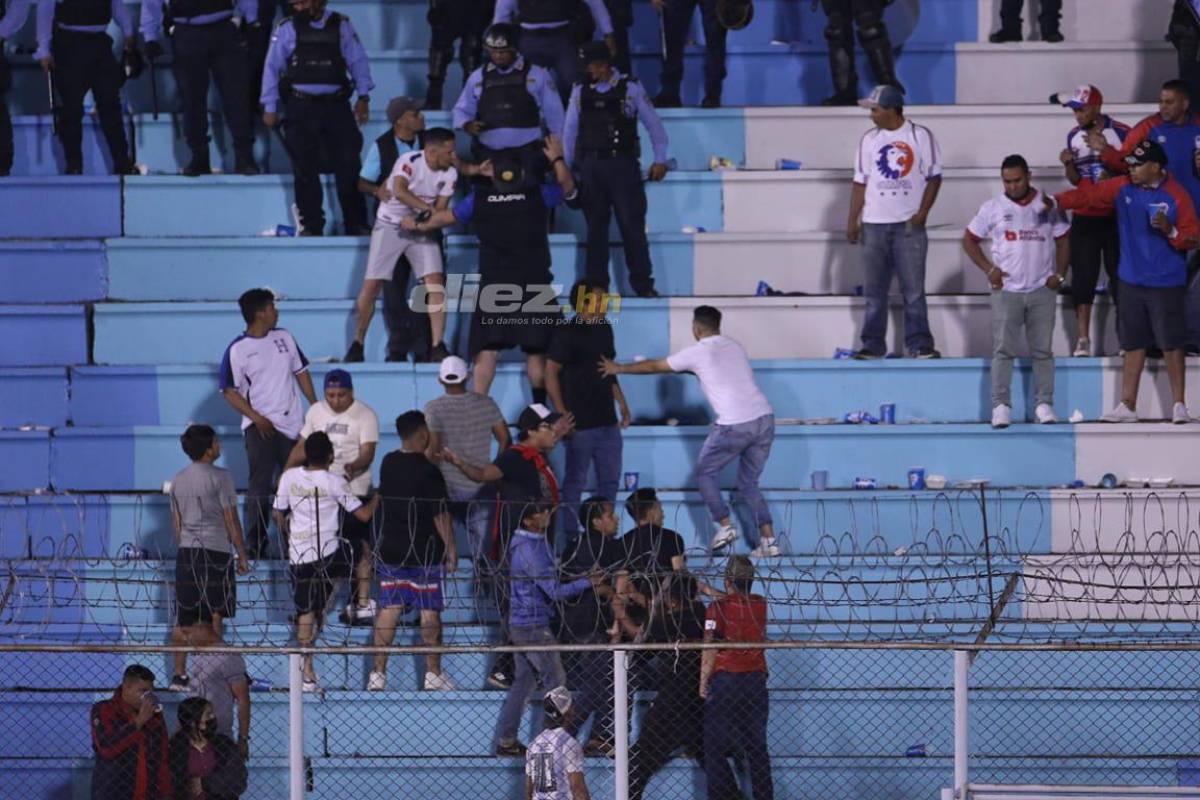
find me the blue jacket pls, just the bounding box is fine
[507,529,591,628]
[1056,174,1200,288]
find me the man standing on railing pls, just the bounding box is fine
[699,555,773,800]
[91,664,172,800]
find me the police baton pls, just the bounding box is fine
[46,69,59,137]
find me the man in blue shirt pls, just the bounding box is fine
[142,0,258,175]
[34,0,138,175]
[0,0,47,176]
[564,41,670,297]
[452,23,564,162]
[492,0,614,102]
[261,0,374,236]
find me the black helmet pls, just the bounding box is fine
[577,40,611,66]
[484,23,520,51]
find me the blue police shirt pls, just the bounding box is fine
[451,56,564,150]
[1,0,49,59]
[140,0,256,41]
[493,0,612,35]
[359,133,419,182]
[260,9,374,113]
[562,69,669,167]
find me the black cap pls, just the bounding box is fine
[483,23,520,50]
[578,40,611,65]
[515,403,562,433]
[1124,138,1168,166]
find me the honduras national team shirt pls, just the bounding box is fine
[966,189,1071,293]
[219,329,310,439]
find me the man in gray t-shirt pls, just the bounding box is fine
[423,356,510,559]
[168,425,251,692]
[189,628,252,759]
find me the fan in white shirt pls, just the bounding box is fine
[525,687,588,800]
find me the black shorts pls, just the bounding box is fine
[1117,280,1187,352]
[340,496,376,550]
[289,542,353,615]
[175,548,236,625]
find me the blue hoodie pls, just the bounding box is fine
[507,529,592,628]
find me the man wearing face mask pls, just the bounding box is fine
[261,0,374,236]
[90,665,172,800]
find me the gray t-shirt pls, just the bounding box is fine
[170,462,238,553]
[190,651,248,737]
[424,391,505,498]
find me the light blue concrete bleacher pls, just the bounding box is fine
[0,177,121,238]
[0,368,69,428]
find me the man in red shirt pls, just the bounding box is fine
[90,664,172,800]
[700,555,773,800]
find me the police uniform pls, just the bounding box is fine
[819,0,902,106]
[425,0,494,110]
[141,0,258,174]
[492,0,613,101]
[656,0,726,108]
[563,51,668,297]
[261,7,373,235]
[1170,0,1200,105]
[0,0,43,176]
[992,0,1061,42]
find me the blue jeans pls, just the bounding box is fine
[860,222,934,356]
[696,414,774,536]
[704,672,773,800]
[560,424,623,535]
[496,625,567,744]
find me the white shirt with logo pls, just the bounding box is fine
[525,727,584,800]
[299,400,380,496]
[666,334,773,426]
[376,150,458,226]
[966,189,1071,293]
[854,119,942,224]
[219,329,309,439]
[273,468,362,565]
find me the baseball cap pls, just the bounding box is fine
[725,554,756,584]
[1052,84,1104,109]
[386,96,422,125]
[858,84,905,110]
[578,40,610,65]
[543,686,573,719]
[1124,138,1168,166]
[323,369,353,390]
[515,403,562,433]
[437,355,470,384]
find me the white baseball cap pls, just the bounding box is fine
[438,356,470,384]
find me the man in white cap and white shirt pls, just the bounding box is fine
[599,305,779,558]
[525,686,589,800]
[423,356,511,560]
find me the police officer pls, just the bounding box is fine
[564,41,668,297]
[261,0,373,236]
[401,135,578,397]
[989,0,1062,43]
[453,22,564,164]
[492,0,615,102]
[141,0,259,175]
[354,95,431,362]
[653,0,726,108]
[0,0,45,176]
[1169,0,1200,106]
[424,0,493,110]
[819,0,903,107]
[35,0,143,174]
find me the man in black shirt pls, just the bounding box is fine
[557,496,627,755]
[616,488,685,638]
[368,411,457,691]
[547,280,631,537]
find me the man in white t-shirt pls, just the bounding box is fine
[347,127,460,364]
[273,432,380,691]
[847,84,942,359]
[963,155,1071,428]
[525,686,588,800]
[220,288,317,559]
[599,305,779,558]
[286,369,381,624]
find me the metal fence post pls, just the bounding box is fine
[614,648,630,800]
[953,650,970,800]
[289,652,303,800]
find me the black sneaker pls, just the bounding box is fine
[821,91,857,107]
[235,159,261,176]
[486,670,512,690]
[385,352,408,363]
[1042,30,1064,43]
[168,674,190,692]
[652,92,682,109]
[298,227,323,237]
[1186,345,1200,357]
[65,164,83,175]
[636,289,661,299]
[914,348,942,359]
[700,94,721,109]
[988,29,1022,43]
[344,341,365,363]
[496,741,527,757]
[851,350,884,360]
[182,159,211,177]
[429,342,452,361]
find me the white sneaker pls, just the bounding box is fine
[749,537,781,558]
[1035,404,1058,424]
[302,678,320,693]
[991,404,1012,429]
[711,524,738,551]
[1100,402,1138,423]
[367,671,386,691]
[1073,338,1091,357]
[424,671,457,691]
[1173,402,1191,424]
[355,599,378,621]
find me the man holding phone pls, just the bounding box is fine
[90,665,172,800]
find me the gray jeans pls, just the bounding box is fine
[991,287,1056,408]
[496,625,566,744]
